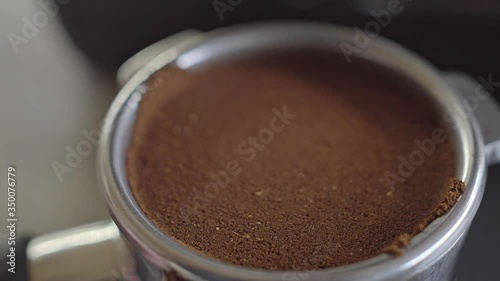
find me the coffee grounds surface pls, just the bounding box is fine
[127,52,461,271]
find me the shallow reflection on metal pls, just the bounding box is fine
[28,220,133,281]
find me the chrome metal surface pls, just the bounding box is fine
[97,22,491,281]
[486,140,500,165]
[27,220,133,281]
[116,30,205,87]
[443,72,500,166]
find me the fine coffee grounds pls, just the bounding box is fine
[127,51,464,271]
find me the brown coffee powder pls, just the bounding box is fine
[127,52,463,271]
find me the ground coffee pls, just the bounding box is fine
[127,51,464,271]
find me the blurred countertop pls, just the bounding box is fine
[0,0,113,243]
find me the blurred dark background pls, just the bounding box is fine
[1,0,499,280]
[58,0,500,83]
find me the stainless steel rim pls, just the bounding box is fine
[97,22,485,281]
